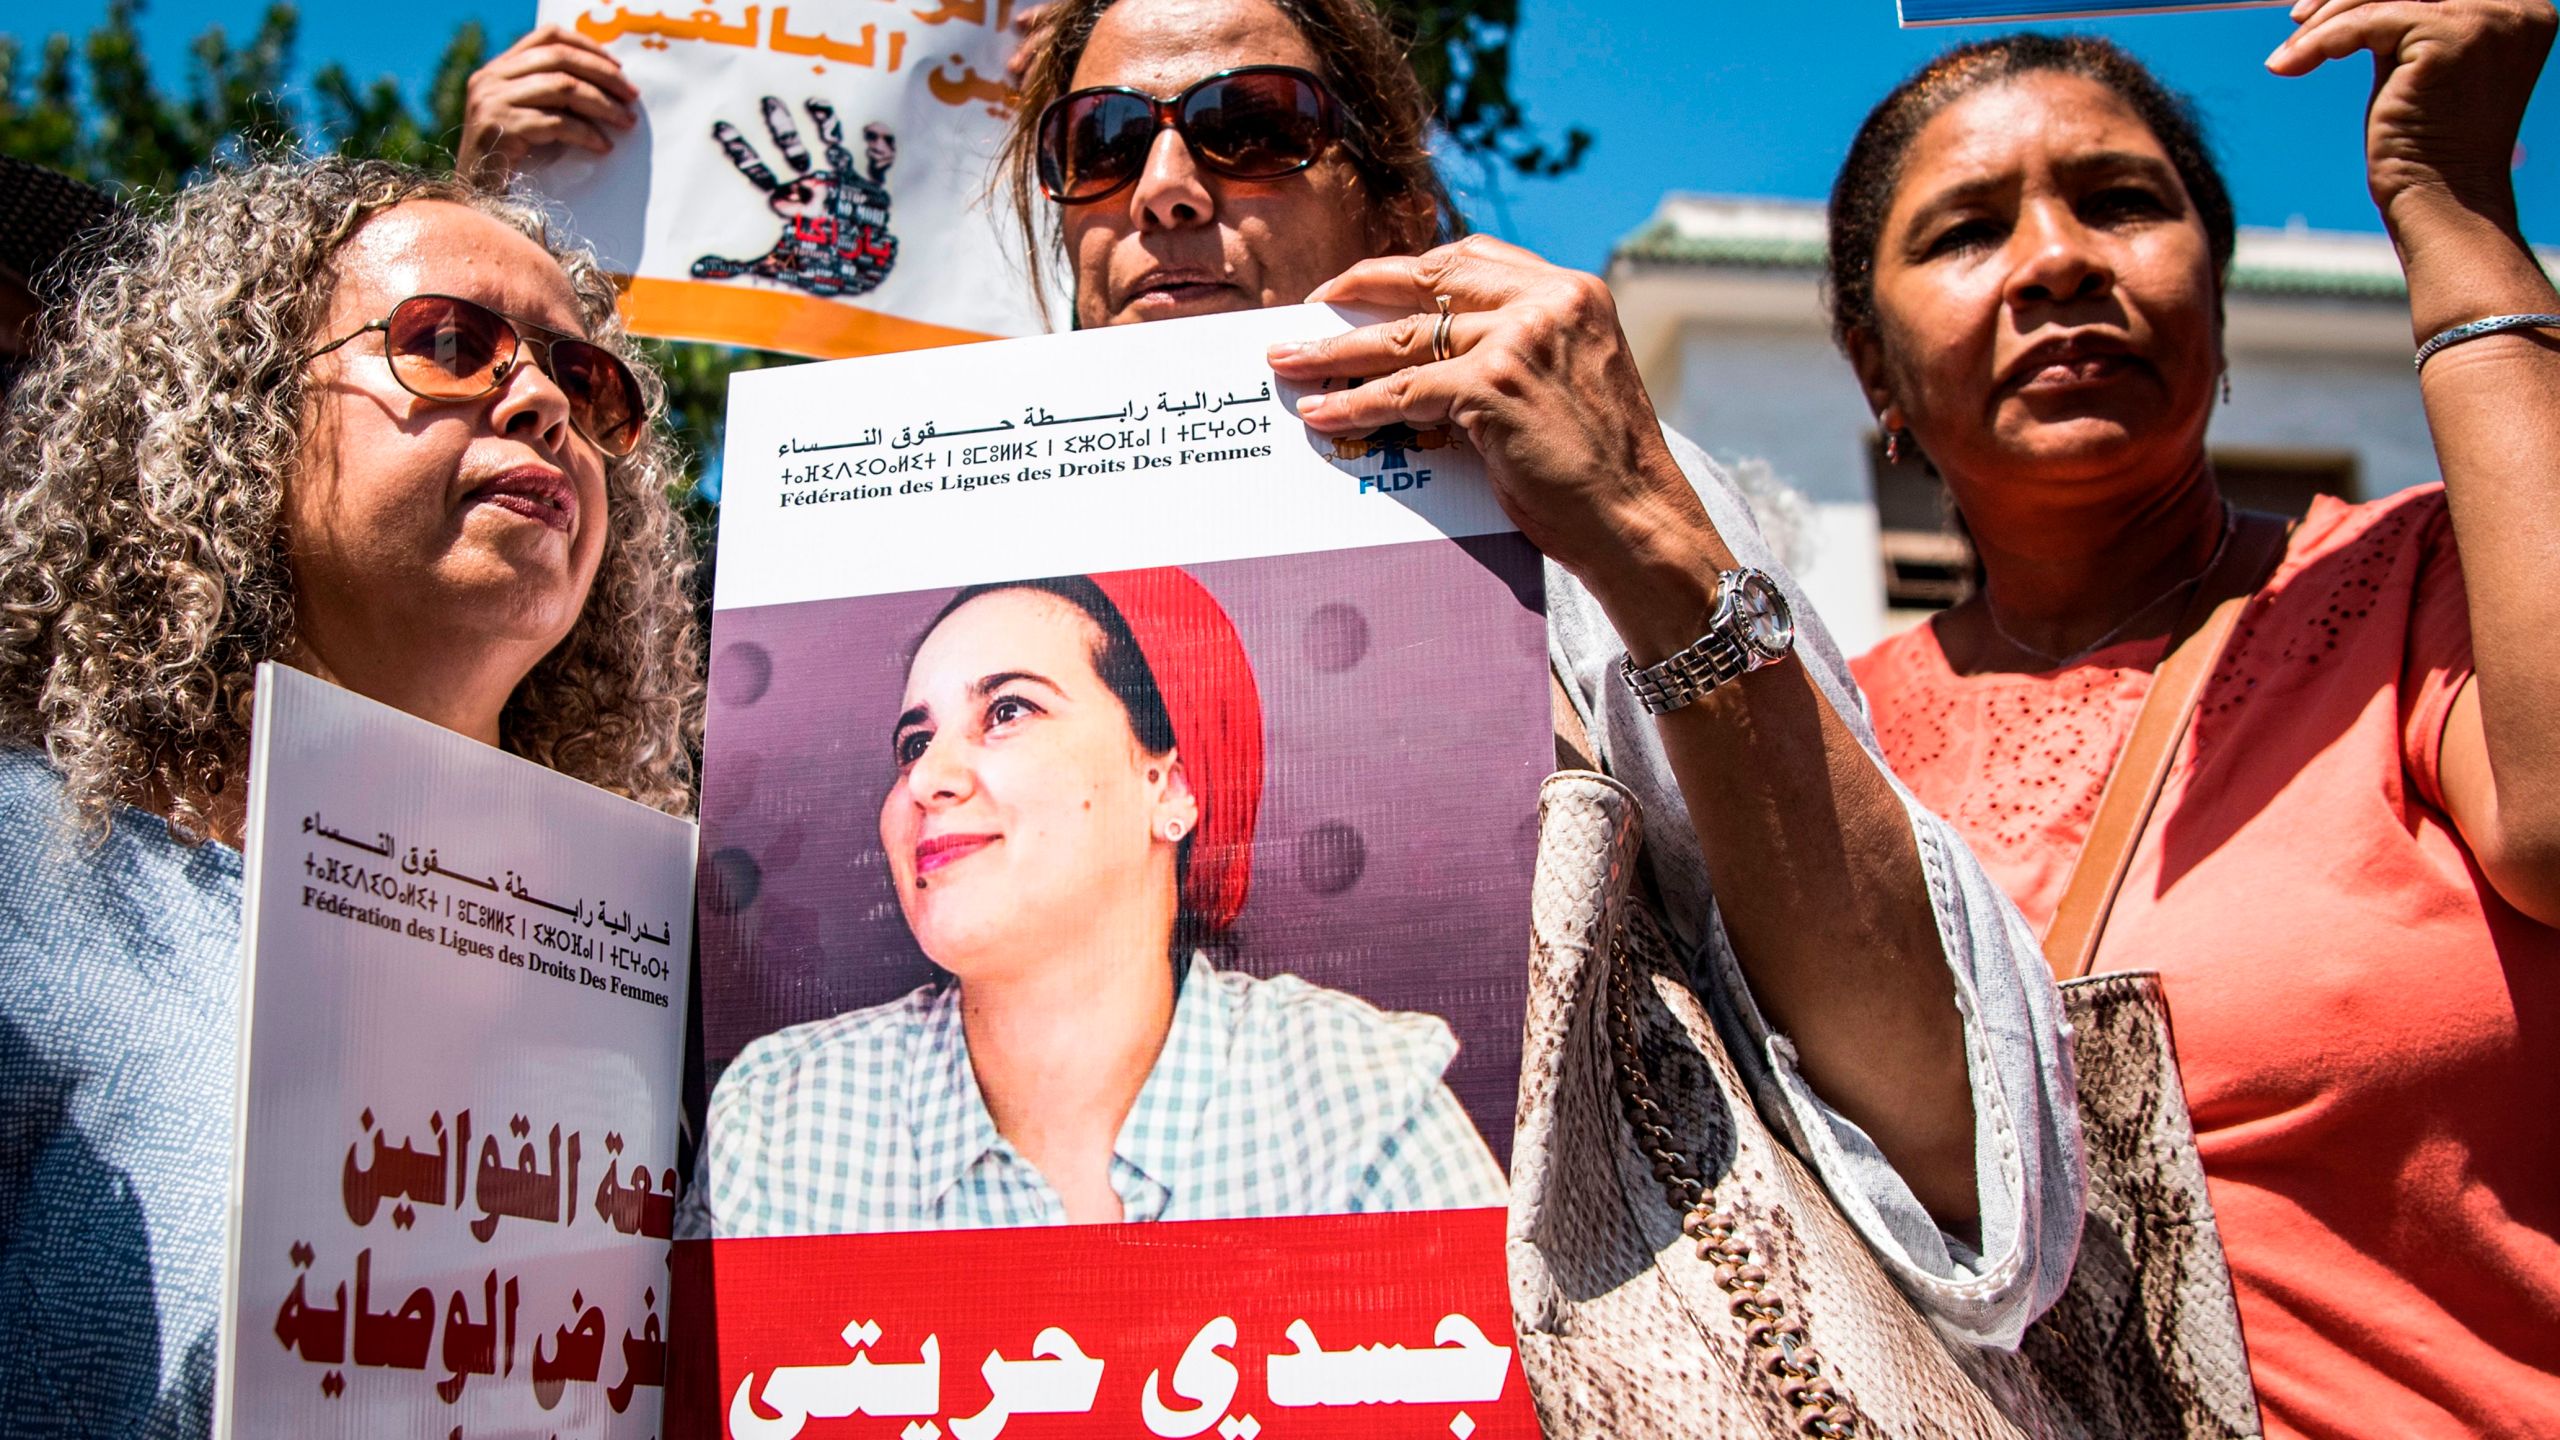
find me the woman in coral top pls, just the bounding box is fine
[1830,8,2560,1438]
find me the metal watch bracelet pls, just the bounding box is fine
[1618,568,1793,715]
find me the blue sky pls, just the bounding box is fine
[27,0,2560,271]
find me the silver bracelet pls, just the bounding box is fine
[2413,312,2560,371]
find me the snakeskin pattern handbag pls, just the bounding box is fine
[1509,771,2262,1438]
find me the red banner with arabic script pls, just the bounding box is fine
[668,1209,1534,1439]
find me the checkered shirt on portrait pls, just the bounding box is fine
[681,951,1504,1236]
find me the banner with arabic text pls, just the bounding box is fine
[528,1,1045,357]
[673,1212,1521,1437]
[679,304,1552,1437]
[216,664,699,1437]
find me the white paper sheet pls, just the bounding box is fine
[713,303,1518,609]
[216,664,698,1437]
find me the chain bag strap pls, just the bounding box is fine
[1602,905,1865,1438]
[1513,770,2033,1437]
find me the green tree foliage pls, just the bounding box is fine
[0,1,501,188]
[1391,0,1590,178]
[310,22,486,169]
[0,36,86,176]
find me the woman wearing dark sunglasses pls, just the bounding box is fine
[1001,0,2080,1352]
[0,157,699,1431]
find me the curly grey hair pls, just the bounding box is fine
[0,157,702,837]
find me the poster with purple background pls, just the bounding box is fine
[691,304,1554,1206]
[696,532,1547,1164]
[679,304,1553,1440]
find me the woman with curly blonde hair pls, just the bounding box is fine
[0,156,700,1433]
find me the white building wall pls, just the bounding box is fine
[2218,342,2440,499]
[1662,320,1891,654]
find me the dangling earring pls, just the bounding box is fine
[1163,818,1188,842]
[1884,429,1905,466]
[2221,370,2233,405]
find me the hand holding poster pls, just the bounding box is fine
[217,665,698,1437]
[527,2,1045,355]
[682,305,1551,1436]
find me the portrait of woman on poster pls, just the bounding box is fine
[685,565,1506,1235]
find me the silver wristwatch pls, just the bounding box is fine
[1618,568,1796,714]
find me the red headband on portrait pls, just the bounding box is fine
[1089,567,1264,935]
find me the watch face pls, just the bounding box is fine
[1734,572,1794,657]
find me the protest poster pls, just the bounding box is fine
[679,304,1551,1437]
[215,663,699,1437]
[526,1,1044,357]
[1900,0,2285,23]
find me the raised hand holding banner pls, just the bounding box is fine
[525,2,1048,357]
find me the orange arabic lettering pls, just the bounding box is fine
[928,54,1015,113]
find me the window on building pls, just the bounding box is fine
[1867,440,2360,629]
[1870,435,1969,621]
[2211,447,2358,520]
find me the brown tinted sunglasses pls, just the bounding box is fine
[306,293,645,458]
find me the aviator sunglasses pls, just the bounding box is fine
[305,293,645,458]
[1036,65,1349,205]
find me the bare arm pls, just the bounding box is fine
[1272,238,1979,1227]
[2273,0,2560,923]
[1587,489,1979,1229]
